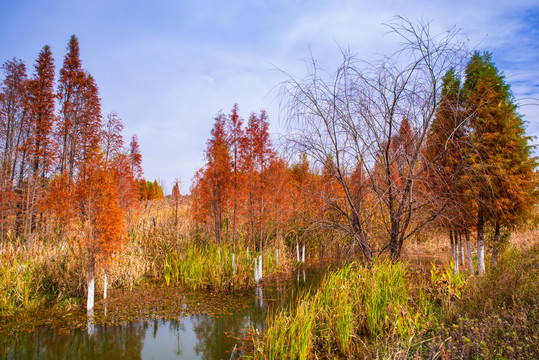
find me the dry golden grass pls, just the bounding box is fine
[2,197,536,313]
[508,227,539,251]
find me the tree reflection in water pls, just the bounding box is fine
[1,322,147,360]
[0,265,332,360]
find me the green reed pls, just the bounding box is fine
[163,243,284,291]
[256,260,434,359]
[0,256,36,312]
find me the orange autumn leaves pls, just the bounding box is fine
[191,105,315,250]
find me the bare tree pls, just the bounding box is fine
[280,17,465,262]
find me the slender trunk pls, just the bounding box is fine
[214,202,221,244]
[477,209,486,275]
[232,252,235,278]
[296,235,300,262]
[450,229,455,263]
[389,217,399,261]
[87,251,95,315]
[454,235,459,274]
[24,177,33,238]
[254,255,261,281]
[254,256,257,282]
[451,229,459,274]
[104,269,108,301]
[492,221,500,267]
[459,232,464,266]
[352,213,372,263]
[259,255,263,281]
[225,217,229,244]
[466,229,474,274]
[301,243,305,263]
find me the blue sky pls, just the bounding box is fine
[1,0,538,193]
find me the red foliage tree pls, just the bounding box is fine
[0,58,30,238]
[27,45,56,181]
[191,112,231,243]
[21,46,57,234]
[226,104,244,249]
[56,35,85,178]
[241,110,274,251]
[75,149,126,314]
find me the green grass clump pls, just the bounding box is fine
[261,297,316,360]
[0,255,37,312]
[163,243,283,291]
[255,259,432,359]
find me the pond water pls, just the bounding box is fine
[1,266,330,360]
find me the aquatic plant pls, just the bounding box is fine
[0,254,37,311]
[163,242,286,291]
[255,260,435,359]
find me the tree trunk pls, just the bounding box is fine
[389,218,399,261]
[232,252,236,277]
[87,251,95,315]
[466,229,474,274]
[214,203,221,244]
[492,221,500,267]
[476,209,486,275]
[454,236,459,274]
[352,213,372,263]
[258,254,262,281]
[104,269,108,301]
[450,229,455,263]
[459,232,464,266]
[452,229,459,274]
[296,236,300,262]
[254,254,258,282]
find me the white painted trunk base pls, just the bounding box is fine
[477,244,485,275]
[254,257,258,282]
[87,277,95,313]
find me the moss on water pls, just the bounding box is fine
[0,282,253,336]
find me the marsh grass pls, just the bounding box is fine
[255,260,436,359]
[0,238,87,313]
[0,256,35,311]
[0,199,296,313]
[163,242,287,291]
[255,246,538,359]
